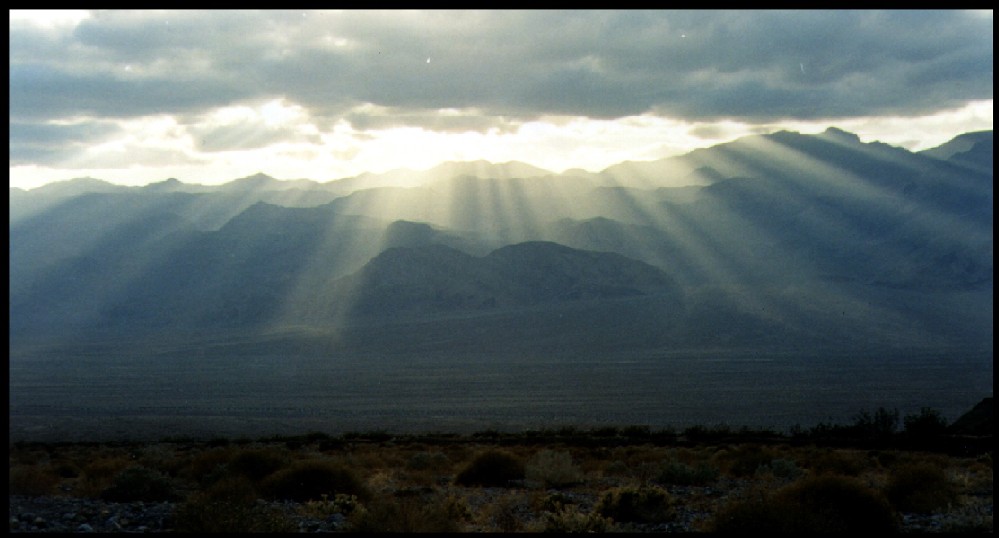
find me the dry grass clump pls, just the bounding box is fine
[595,485,675,525]
[75,456,134,497]
[405,450,451,471]
[525,449,584,488]
[226,447,291,483]
[655,458,720,486]
[347,491,471,532]
[173,475,296,533]
[710,474,898,533]
[9,464,61,496]
[454,449,525,487]
[480,491,532,532]
[885,461,958,513]
[99,465,181,502]
[801,447,871,476]
[259,459,369,502]
[541,503,612,532]
[713,444,779,478]
[183,447,235,485]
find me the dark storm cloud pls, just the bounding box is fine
[9,120,122,165]
[9,10,993,137]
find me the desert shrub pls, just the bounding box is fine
[939,497,995,533]
[603,459,631,477]
[804,448,869,476]
[483,493,528,532]
[259,459,368,502]
[710,475,897,533]
[348,493,469,532]
[227,448,289,482]
[715,444,777,477]
[454,449,524,487]
[53,460,81,479]
[621,424,653,439]
[903,407,948,439]
[756,458,803,481]
[851,407,900,442]
[406,451,451,471]
[525,449,583,488]
[683,424,732,442]
[80,457,131,487]
[302,493,361,518]
[173,490,295,533]
[595,485,674,524]
[207,437,230,447]
[885,462,958,513]
[542,504,612,533]
[100,466,180,502]
[655,460,719,486]
[185,447,234,485]
[9,464,60,496]
[539,491,575,512]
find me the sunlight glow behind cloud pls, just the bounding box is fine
[8,10,993,190]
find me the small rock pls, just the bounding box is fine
[327,513,346,526]
[77,523,94,532]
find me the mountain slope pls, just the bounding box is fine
[8,128,992,356]
[331,241,678,318]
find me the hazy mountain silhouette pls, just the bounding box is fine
[333,241,677,319]
[8,129,992,357]
[920,131,993,161]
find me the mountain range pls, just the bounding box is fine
[9,128,993,358]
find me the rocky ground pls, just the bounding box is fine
[10,485,994,533]
[8,431,994,533]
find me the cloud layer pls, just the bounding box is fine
[8,10,994,185]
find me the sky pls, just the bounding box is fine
[9,9,994,190]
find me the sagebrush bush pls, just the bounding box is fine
[185,447,234,485]
[99,466,180,502]
[715,444,778,478]
[710,475,898,533]
[656,460,720,486]
[525,449,583,488]
[885,462,958,513]
[603,459,631,477]
[542,504,612,532]
[259,459,369,502]
[483,493,528,532]
[78,457,132,495]
[302,493,361,518]
[804,448,870,476]
[454,449,524,487]
[171,476,276,533]
[9,464,60,496]
[757,458,803,481]
[226,448,289,482]
[406,450,451,471]
[595,485,674,524]
[348,493,469,532]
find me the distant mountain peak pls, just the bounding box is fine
[819,126,862,143]
[143,177,185,190]
[234,172,276,183]
[30,176,124,195]
[920,131,993,161]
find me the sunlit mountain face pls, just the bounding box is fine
[8,128,993,439]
